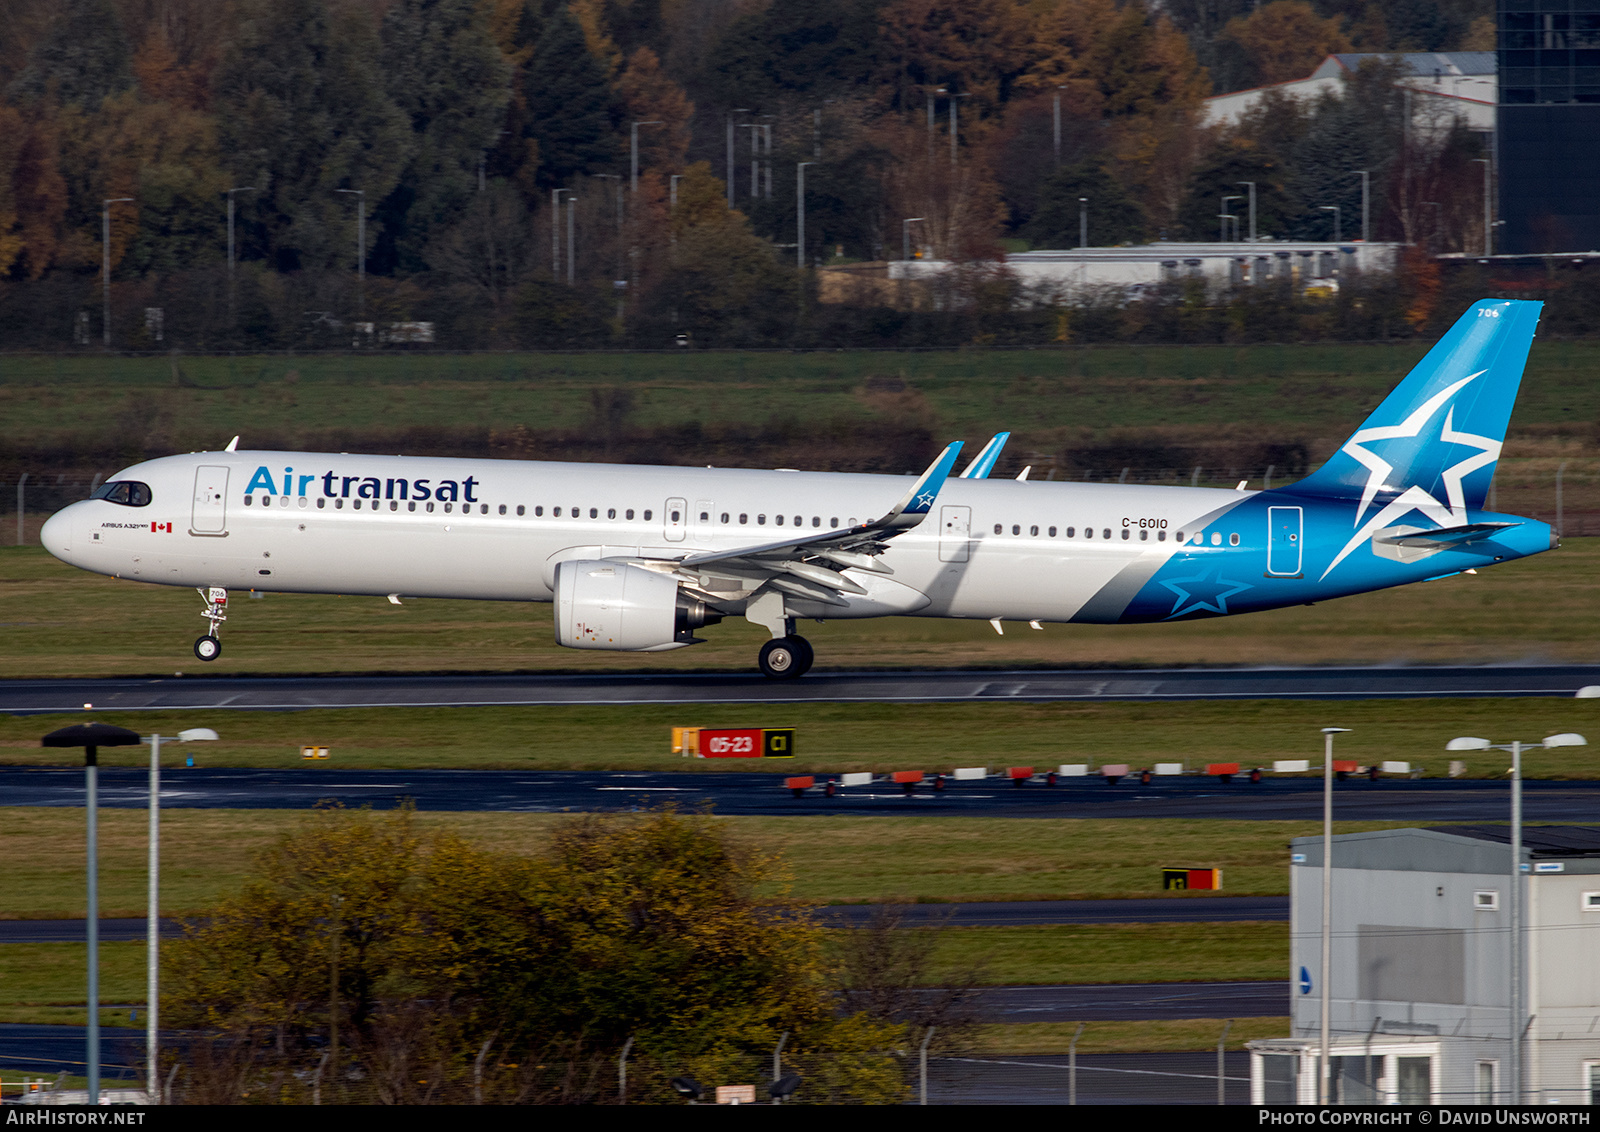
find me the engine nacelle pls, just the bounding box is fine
[554,559,712,651]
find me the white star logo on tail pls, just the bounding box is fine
[1320,370,1500,579]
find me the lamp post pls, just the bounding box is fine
[726,110,749,208]
[1445,731,1586,1103]
[552,188,571,280]
[41,723,142,1104]
[949,92,969,167]
[1237,181,1256,243]
[927,88,943,163]
[1318,726,1351,1107]
[102,198,134,347]
[225,187,256,327]
[630,121,662,193]
[1353,171,1370,242]
[1473,157,1493,255]
[1319,205,1341,243]
[1078,198,1089,249]
[1053,86,1068,166]
[566,194,577,285]
[1220,195,1240,244]
[902,217,925,263]
[797,162,816,270]
[142,727,217,1100]
[335,189,365,317]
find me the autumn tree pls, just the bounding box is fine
[6,0,134,109]
[1214,1,1351,90]
[615,46,693,176]
[166,805,907,1104]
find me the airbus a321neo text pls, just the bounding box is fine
[42,301,1553,679]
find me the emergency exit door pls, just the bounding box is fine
[939,505,971,562]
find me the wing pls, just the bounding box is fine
[959,432,1009,479]
[651,441,964,607]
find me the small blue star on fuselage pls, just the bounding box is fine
[1159,565,1255,619]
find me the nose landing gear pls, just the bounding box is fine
[194,587,227,661]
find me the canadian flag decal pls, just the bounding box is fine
[151,521,172,533]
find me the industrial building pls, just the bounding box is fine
[1249,826,1600,1105]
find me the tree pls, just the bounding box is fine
[1022,162,1145,248]
[706,0,885,107]
[615,46,693,175]
[166,805,907,1104]
[377,0,513,273]
[1215,2,1351,90]
[6,0,134,109]
[874,0,1034,117]
[519,4,617,190]
[213,0,411,274]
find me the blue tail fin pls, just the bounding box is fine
[1294,299,1541,517]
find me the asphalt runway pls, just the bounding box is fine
[2,765,1595,820]
[3,663,1599,715]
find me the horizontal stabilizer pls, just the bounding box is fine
[1375,521,1519,548]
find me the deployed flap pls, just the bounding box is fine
[959,432,1009,479]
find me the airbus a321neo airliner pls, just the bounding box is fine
[41,300,1552,678]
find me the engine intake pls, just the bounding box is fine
[554,560,711,651]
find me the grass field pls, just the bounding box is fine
[5,534,1600,680]
[4,337,1600,440]
[0,810,1452,919]
[4,694,1600,777]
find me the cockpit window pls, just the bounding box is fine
[91,481,152,507]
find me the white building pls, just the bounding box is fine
[1204,52,1496,134]
[890,242,1401,297]
[1249,826,1600,1105]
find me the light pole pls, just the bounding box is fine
[1318,726,1351,1107]
[1237,181,1256,242]
[797,162,816,270]
[949,92,969,166]
[335,189,365,317]
[142,727,217,1099]
[1053,86,1068,166]
[902,217,925,263]
[566,194,577,285]
[1445,731,1586,1103]
[1078,198,1088,249]
[1353,171,1369,242]
[1319,205,1341,243]
[927,88,943,163]
[102,198,134,347]
[1220,195,1240,244]
[41,723,142,1105]
[225,187,255,327]
[552,188,571,280]
[630,121,662,193]
[726,109,749,207]
[1474,157,1493,255]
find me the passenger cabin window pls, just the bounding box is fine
[317,499,326,509]
[1030,525,1039,536]
[516,505,525,516]
[426,502,434,513]
[1121,529,1129,540]
[1083,527,1091,539]
[499,505,507,515]
[671,509,681,522]
[93,481,152,507]
[1049,526,1057,537]
[1102,528,1111,540]
[643,510,652,520]
[739,513,748,524]
[993,524,1002,535]
[758,514,767,525]
[1011,524,1020,535]
[776,515,784,526]
[1230,533,1240,546]
[409,502,416,512]
[626,509,634,520]
[1066,527,1075,537]
[812,517,820,527]
[609,508,617,519]
[721,513,729,523]
[830,518,838,528]
[554,507,562,517]
[589,508,598,518]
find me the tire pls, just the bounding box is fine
[786,635,814,676]
[757,638,804,680]
[194,635,222,662]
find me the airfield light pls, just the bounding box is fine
[1444,731,1587,1102]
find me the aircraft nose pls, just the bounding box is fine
[40,506,76,560]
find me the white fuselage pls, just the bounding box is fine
[43,451,1253,625]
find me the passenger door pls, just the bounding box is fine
[191,466,230,536]
[1267,506,1302,576]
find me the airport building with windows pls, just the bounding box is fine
[1249,826,1600,1105]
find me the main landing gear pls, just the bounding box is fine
[758,636,814,680]
[194,586,227,662]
